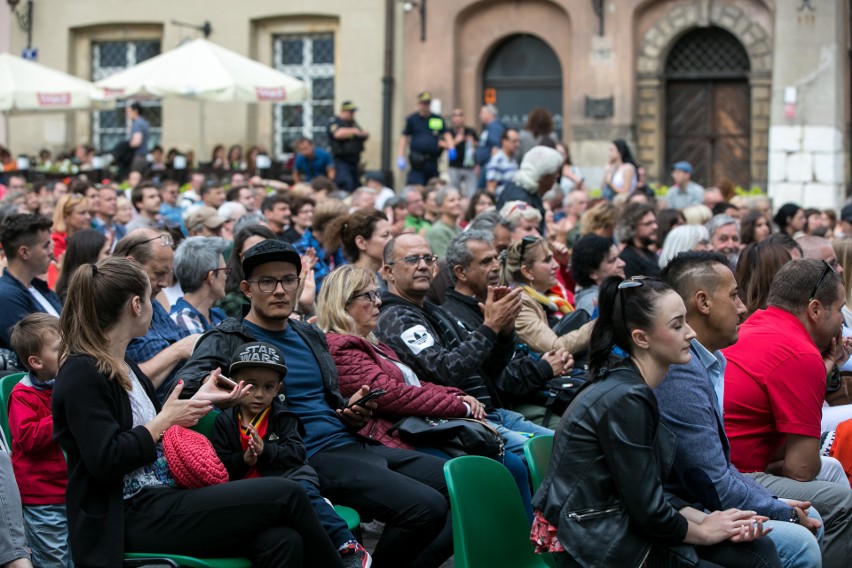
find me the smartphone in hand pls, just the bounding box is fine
[345,389,387,410]
[216,374,238,390]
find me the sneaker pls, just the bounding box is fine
[339,541,372,568]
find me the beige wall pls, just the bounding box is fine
[4,0,392,173]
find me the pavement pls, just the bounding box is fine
[362,523,454,567]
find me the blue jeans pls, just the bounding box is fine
[297,479,355,548]
[0,451,29,566]
[23,504,73,568]
[764,502,822,568]
[486,408,554,460]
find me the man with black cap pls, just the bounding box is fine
[178,239,453,568]
[397,91,455,185]
[328,101,369,192]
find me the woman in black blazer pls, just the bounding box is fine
[52,257,343,568]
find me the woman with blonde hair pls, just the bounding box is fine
[49,194,92,288]
[578,201,617,239]
[501,236,593,355]
[52,257,342,567]
[682,204,713,225]
[317,264,537,520]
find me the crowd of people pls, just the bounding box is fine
[1,96,852,568]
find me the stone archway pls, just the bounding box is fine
[635,2,772,187]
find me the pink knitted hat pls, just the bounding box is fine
[162,426,229,489]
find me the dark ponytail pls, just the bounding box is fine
[588,275,674,379]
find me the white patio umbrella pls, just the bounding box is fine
[96,38,308,102]
[0,52,112,111]
[95,38,308,152]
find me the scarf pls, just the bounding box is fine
[522,285,573,317]
[238,407,271,479]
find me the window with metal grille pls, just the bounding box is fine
[91,40,162,153]
[665,27,750,79]
[272,33,334,157]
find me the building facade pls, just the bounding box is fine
[400,0,850,208]
[2,0,850,209]
[2,0,399,174]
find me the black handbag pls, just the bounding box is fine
[388,416,504,459]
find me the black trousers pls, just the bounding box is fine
[124,478,343,568]
[310,442,451,568]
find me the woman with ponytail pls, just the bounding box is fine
[323,208,392,278]
[52,257,344,568]
[531,276,781,568]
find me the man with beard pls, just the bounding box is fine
[707,214,742,268]
[618,202,660,277]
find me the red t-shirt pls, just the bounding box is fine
[722,307,825,473]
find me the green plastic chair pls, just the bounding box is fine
[444,456,551,568]
[524,435,554,492]
[123,553,251,567]
[0,372,26,445]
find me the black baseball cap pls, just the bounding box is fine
[842,203,852,224]
[229,342,288,378]
[241,240,302,279]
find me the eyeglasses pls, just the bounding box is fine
[808,260,833,302]
[388,255,439,267]
[210,267,231,277]
[350,290,381,304]
[247,275,301,293]
[126,233,174,256]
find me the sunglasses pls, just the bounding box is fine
[518,235,539,264]
[618,276,648,322]
[809,260,833,302]
[126,233,173,256]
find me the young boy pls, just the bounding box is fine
[8,313,71,568]
[211,342,371,568]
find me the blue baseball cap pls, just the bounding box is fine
[672,161,693,174]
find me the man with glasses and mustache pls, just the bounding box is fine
[176,239,455,568]
[721,258,852,566]
[114,229,200,399]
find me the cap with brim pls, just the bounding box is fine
[842,203,852,223]
[186,206,226,230]
[341,101,357,111]
[229,341,288,378]
[672,161,693,174]
[241,239,302,279]
[418,91,432,103]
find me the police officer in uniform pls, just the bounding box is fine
[397,91,455,185]
[327,100,369,192]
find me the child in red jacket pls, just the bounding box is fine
[8,313,70,568]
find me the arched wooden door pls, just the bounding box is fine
[665,27,751,188]
[482,34,563,137]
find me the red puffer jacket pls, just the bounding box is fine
[326,333,470,449]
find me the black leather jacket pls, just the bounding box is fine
[531,364,690,567]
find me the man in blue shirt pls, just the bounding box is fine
[293,138,334,184]
[658,251,830,567]
[397,91,454,185]
[0,214,62,352]
[114,229,200,399]
[177,240,452,568]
